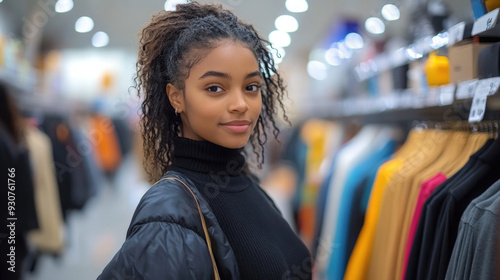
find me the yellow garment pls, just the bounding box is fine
[446,132,489,176]
[344,129,423,280]
[394,131,467,280]
[395,131,489,279]
[367,130,449,280]
[343,159,403,280]
[298,120,331,248]
[345,129,490,280]
[25,126,65,253]
[0,35,5,68]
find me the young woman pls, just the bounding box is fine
[98,2,312,279]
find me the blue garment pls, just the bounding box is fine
[312,148,343,258]
[326,139,396,280]
[471,0,487,19]
[283,125,308,213]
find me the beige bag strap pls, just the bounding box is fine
[154,177,221,280]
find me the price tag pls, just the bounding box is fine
[440,84,456,105]
[472,8,500,36]
[447,22,466,46]
[475,77,500,96]
[469,90,488,122]
[456,79,479,99]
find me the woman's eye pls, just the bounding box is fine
[246,85,260,91]
[207,86,222,93]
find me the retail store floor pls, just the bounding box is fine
[23,154,150,280]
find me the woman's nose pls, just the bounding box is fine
[228,91,249,113]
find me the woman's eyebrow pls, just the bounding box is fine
[245,71,262,79]
[198,70,261,80]
[199,71,231,80]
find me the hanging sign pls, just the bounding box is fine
[474,77,500,96]
[456,79,479,99]
[472,8,500,36]
[469,89,488,123]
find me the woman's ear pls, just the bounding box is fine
[166,83,184,113]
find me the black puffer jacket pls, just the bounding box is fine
[97,170,240,279]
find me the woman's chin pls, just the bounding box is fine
[217,137,249,149]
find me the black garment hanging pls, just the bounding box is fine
[0,126,39,280]
[111,117,132,156]
[406,138,499,280]
[39,114,93,219]
[428,138,500,280]
[406,139,492,280]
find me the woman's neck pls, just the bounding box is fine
[171,136,246,176]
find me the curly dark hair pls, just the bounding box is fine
[135,1,289,182]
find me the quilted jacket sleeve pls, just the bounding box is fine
[97,221,214,280]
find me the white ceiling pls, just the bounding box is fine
[0,0,475,66]
[0,0,413,60]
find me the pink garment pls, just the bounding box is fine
[401,173,447,280]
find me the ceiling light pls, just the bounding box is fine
[325,48,342,66]
[307,60,327,80]
[381,4,400,21]
[92,32,109,48]
[75,16,94,33]
[345,32,364,49]
[365,17,385,35]
[285,0,308,13]
[164,0,189,12]
[275,15,299,33]
[269,30,291,47]
[55,0,73,13]
[337,41,353,58]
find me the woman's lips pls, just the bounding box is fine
[221,121,251,133]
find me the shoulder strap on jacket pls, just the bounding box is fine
[154,176,221,280]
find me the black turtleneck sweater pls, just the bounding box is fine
[170,137,312,280]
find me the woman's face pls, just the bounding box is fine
[167,40,263,149]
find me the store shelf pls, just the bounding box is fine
[310,78,500,123]
[355,8,500,82]
[354,18,476,82]
[354,31,449,81]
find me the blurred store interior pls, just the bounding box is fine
[2,0,500,279]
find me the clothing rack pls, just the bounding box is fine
[305,76,500,127]
[412,120,500,139]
